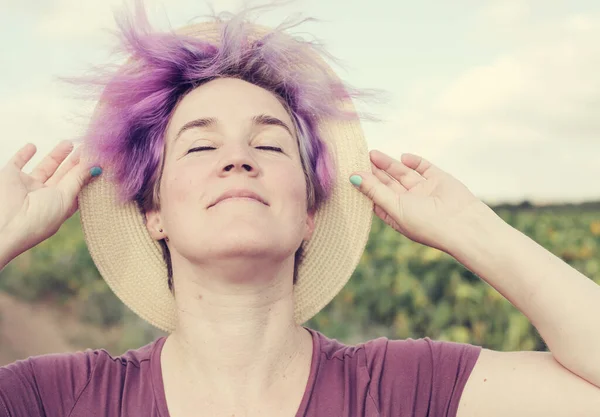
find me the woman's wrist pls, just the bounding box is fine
[0,245,12,272]
[0,223,20,271]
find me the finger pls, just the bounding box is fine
[8,143,37,170]
[46,144,82,186]
[56,161,102,207]
[373,204,387,222]
[400,153,444,180]
[19,170,44,192]
[30,140,74,184]
[349,172,398,217]
[65,196,79,219]
[30,140,73,184]
[370,150,425,190]
[373,203,398,229]
[371,162,407,194]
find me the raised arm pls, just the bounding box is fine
[350,150,600,416]
[449,201,600,416]
[0,141,102,416]
[0,141,100,271]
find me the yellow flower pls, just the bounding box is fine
[590,221,600,236]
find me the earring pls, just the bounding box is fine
[158,228,168,242]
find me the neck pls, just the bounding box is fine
[163,257,312,404]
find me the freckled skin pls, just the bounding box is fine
[147,78,314,275]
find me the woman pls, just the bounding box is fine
[1,3,599,417]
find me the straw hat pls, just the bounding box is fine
[78,20,373,333]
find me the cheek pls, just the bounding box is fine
[164,175,191,206]
[283,168,309,211]
[160,167,206,218]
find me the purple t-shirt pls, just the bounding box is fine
[0,327,481,416]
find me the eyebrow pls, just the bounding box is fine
[174,114,295,142]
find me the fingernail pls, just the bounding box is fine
[349,175,362,187]
[90,166,103,177]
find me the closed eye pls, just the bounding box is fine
[187,145,283,153]
[256,146,283,152]
[188,146,215,153]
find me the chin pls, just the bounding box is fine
[203,237,296,259]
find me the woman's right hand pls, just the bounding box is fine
[0,141,101,264]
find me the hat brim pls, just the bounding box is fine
[78,22,373,333]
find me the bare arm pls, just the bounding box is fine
[349,150,600,415]
[450,204,600,416]
[458,349,600,416]
[0,240,11,272]
[449,203,600,388]
[0,224,20,272]
[0,142,97,273]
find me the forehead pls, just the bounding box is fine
[166,78,293,140]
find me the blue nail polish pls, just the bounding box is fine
[349,175,362,187]
[90,166,103,177]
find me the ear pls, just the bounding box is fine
[145,209,166,241]
[303,209,316,241]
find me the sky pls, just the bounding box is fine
[1,0,599,204]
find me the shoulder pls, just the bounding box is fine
[366,336,481,417]
[3,336,161,387]
[313,329,481,372]
[308,329,482,417]
[362,335,482,376]
[0,348,99,416]
[0,337,165,417]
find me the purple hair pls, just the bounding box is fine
[78,1,373,213]
[75,1,377,290]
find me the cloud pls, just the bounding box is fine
[436,15,600,143]
[4,1,598,203]
[373,8,600,203]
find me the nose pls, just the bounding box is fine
[218,147,260,178]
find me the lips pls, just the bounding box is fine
[208,189,269,208]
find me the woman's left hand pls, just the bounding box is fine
[350,150,489,253]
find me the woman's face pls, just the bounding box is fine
[146,78,315,273]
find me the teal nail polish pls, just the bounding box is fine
[349,175,362,187]
[90,166,103,177]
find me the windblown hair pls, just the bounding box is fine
[78,1,373,292]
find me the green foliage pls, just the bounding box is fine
[1,205,599,352]
[307,206,600,350]
[0,213,122,327]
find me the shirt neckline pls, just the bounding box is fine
[150,326,321,417]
